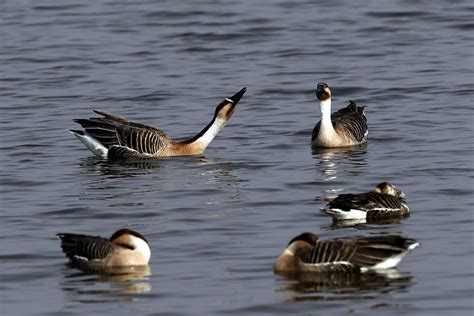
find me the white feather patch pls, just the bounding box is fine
[70,131,108,157]
[73,255,90,262]
[322,208,367,220]
[363,255,404,271]
[131,236,151,264]
[408,242,419,250]
[362,243,418,272]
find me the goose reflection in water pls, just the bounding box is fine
[78,156,158,178]
[187,156,240,186]
[106,155,241,190]
[275,269,413,302]
[312,145,368,181]
[79,155,238,186]
[328,217,405,229]
[77,155,242,207]
[61,265,152,302]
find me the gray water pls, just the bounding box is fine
[1,1,473,315]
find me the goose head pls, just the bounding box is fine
[215,87,247,121]
[316,82,331,101]
[285,232,320,255]
[375,182,406,199]
[274,232,320,273]
[110,228,151,264]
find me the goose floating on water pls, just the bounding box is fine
[57,228,151,267]
[311,82,367,148]
[322,182,409,220]
[70,87,247,159]
[274,232,418,274]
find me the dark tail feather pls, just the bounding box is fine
[348,100,366,115]
[57,233,85,259]
[93,109,129,125]
[72,116,120,148]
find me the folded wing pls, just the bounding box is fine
[56,233,118,264]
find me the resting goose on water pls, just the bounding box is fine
[70,87,247,159]
[312,82,368,148]
[57,228,151,267]
[322,182,409,220]
[274,232,418,274]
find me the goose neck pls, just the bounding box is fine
[320,99,332,124]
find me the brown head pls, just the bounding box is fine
[316,82,331,101]
[110,228,150,248]
[274,232,320,274]
[215,87,247,121]
[286,232,320,253]
[374,182,406,199]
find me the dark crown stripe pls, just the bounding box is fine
[110,228,149,245]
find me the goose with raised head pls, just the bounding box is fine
[322,182,409,220]
[311,82,367,148]
[274,232,418,274]
[57,228,151,267]
[70,87,247,159]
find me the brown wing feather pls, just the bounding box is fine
[350,236,414,267]
[56,233,118,263]
[73,110,171,157]
[328,192,404,212]
[297,235,415,270]
[298,239,357,264]
[297,239,359,273]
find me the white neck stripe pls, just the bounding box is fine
[320,99,332,122]
[197,117,226,146]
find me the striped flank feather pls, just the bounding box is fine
[274,232,418,274]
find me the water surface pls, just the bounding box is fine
[1,1,473,315]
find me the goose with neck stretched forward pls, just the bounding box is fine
[69,87,247,159]
[311,82,367,148]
